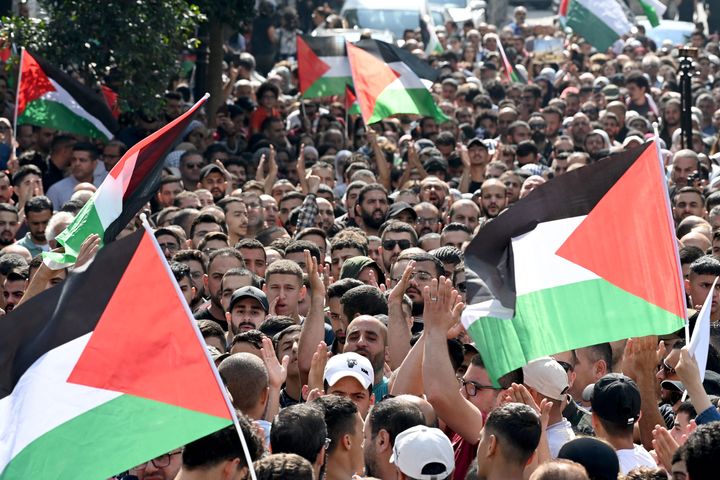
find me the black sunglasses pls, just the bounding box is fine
[382,239,412,250]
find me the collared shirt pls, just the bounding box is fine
[16,232,49,258]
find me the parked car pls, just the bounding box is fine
[311,28,396,44]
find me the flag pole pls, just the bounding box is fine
[140,214,259,480]
[652,122,689,338]
[12,47,23,140]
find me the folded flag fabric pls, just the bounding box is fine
[420,15,443,56]
[16,49,118,141]
[639,0,667,27]
[0,227,233,479]
[297,34,353,98]
[43,94,208,268]
[346,38,448,125]
[462,142,686,380]
[689,277,716,382]
[566,0,633,52]
[344,84,361,116]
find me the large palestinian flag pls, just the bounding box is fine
[346,39,449,125]
[43,94,208,268]
[297,35,352,98]
[566,0,632,52]
[462,142,686,380]
[16,49,118,141]
[0,228,233,479]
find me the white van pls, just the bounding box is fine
[340,0,433,40]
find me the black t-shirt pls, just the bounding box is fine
[194,306,228,331]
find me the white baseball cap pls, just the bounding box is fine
[324,352,374,389]
[390,425,455,480]
[522,356,569,401]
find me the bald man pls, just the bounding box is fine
[447,199,481,231]
[479,179,507,219]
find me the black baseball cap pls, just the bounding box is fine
[558,437,620,480]
[583,373,641,425]
[661,370,720,396]
[199,164,224,181]
[386,201,417,221]
[467,137,488,150]
[229,286,269,313]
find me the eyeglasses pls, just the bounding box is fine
[556,360,573,372]
[458,378,500,396]
[130,451,182,471]
[529,124,547,130]
[189,271,204,280]
[382,239,412,250]
[554,149,573,155]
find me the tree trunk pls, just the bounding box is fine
[205,17,224,128]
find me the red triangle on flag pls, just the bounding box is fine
[17,49,55,117]
[297,35,330,93]
[556,145,685,318]
[346,42,400,124]
[344,85,357,111]
[67,231,231,420]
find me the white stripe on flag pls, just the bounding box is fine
[318,56,352,77]
[0,334,121,473]
[511,216,598,296]
[575,0,633,36]
[42,79,114,139]
[93,150,140,230]
[688,276,716,381]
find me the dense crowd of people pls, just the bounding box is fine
[2,0,720,479]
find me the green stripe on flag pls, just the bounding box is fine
[0,394,231,480]
[639,0,660,26]
[43,197,105,268]
[18,98,110,141]
[301,76,353,99]
[467,278,685,381]
[566,1,623,52]
[370,87,448,125]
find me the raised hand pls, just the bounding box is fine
[422,276,464,335]
[307,341,329,393]
[306,250,326,299]
[261,336,289,389]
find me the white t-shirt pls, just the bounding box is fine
[617,444,656,474]
[546,419,576,458]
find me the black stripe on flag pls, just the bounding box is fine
[30,50,119,136]
[300,35,347,57]
[464,142,651,313]
[0,229,144,399]
[353,39,439,82]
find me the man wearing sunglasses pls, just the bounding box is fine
[379,221,418,273]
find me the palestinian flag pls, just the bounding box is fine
[639,0,666,27]
[420,15,443,56]
[462,142,686,380]
[558,0,570,26]
[497,39,527,84]
[345,84,361,116]
[346,39,448,125]
[15,49,118,141]
[0,228,233,479]
[297,34,353,98]
[43,93,208,268]
[566,0,632,52]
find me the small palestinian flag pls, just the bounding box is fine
[345,84,361,116]
[420,15,443,56]
[462,142,686,380]
[16,49,118,141]
[346,39,448,125]
[0,227,233,479]
[297,34,353,98]
[43,93,208,268]
[497,38,526,84]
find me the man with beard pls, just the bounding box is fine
[3,267,27,312]
[344,315,390,401]
[226,286,269,340]
[447,199,480,232]
[354,184,389,237]
[0,204,19,247]
[198,164,227,203]
[499,171,522,205]
[327,279,364,350]
[194,248,245,329]
[479,179,507,219]
[528,114,552,162]
[173,249,207,311]
[46,143,102,208]
[16,196,52,257]
[673,187,707,223]
[419,176,448,211]
[363,397,425,479]
[569,113,591,148]
[240,191,267,238]
[413,202,441,238]
[380,221,418,274]
[685,256,720,347]
[391,252,445,332]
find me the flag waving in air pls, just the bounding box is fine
[566,0,633,51]
[462,142,686,380]
[43,93,209,268]
[16,49,118,141]
[0,227,234,479]
[346,38,448,126]
[297,34,353,98]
